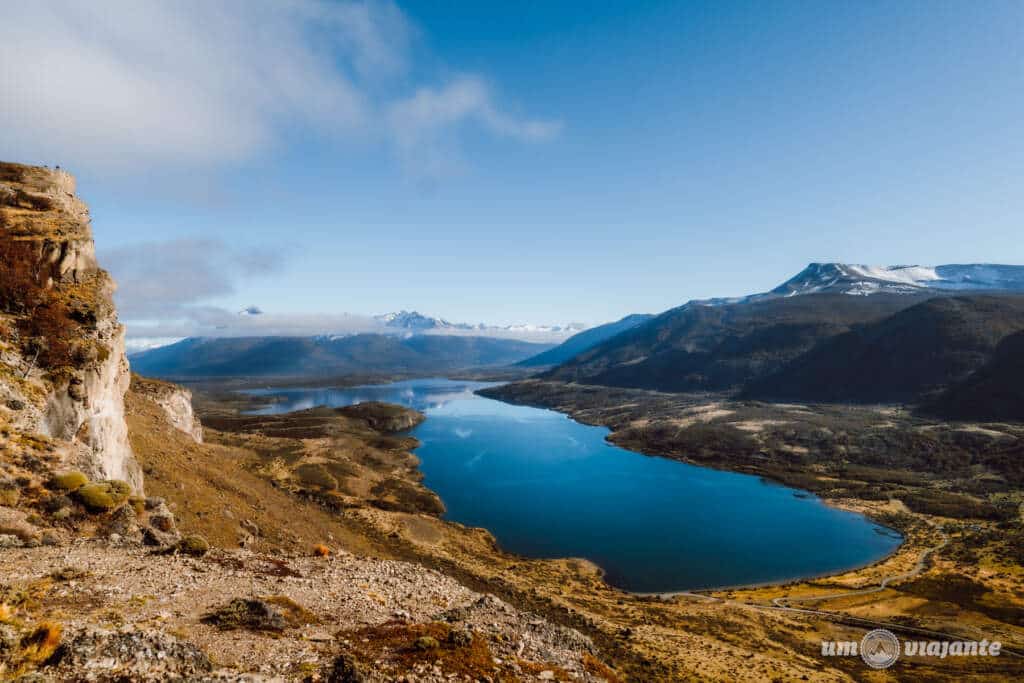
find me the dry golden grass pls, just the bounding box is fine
[125,384,387,557]
[17,621,62,665]
[339,621,501,680]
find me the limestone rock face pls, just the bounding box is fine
[130,375,203,443]
[151,384,203,443]
[0,161,143,492]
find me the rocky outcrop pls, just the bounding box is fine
[129,375,203,443]
[156,385,203,443]
[335,401,425,432]
[43,325,139,487]
[0,161,142,492]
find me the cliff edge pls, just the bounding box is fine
[0,161,141,490]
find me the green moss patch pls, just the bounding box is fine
[177,535,209,556]
[74,480,131,512]
[52,471,88,492]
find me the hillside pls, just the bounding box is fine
[130,334,552,379]
[742,295,1024,404]
[518,313,654,367]
[926,329,1024,421]
[544,293,927,392]
[0,161,619,681]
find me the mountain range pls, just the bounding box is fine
[374,310,585,338]
[740,295,1024,404]
[130,334,552,379]
[533,263,1024,416]
[129,261,1024,415]
[696,262,1024,305]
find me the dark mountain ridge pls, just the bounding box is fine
[543,293,932,393]
[517,313,654,367]
[926,328,1024,421]
[741,295,1024,404]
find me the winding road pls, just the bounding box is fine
[769,520,949,608]
[675,521,1022,658]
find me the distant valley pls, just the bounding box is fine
[132,262,1024,419]
[129,333,552,379]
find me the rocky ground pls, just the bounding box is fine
[4,369,1024,680]
[3,540,607,681]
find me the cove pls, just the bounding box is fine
[247,378,902,592]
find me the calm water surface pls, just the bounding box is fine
[247,378,901,592]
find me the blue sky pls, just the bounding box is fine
[2,1,1022,339]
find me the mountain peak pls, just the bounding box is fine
[372,310,587,340]
[772,262,1024,298]
[771,263,939,297]
[375,310,453,330]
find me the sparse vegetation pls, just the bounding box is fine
[338,621,497,680]
[16,621,62,665]
[899,573,1024,626]
[0,240,103,375]
[51,471,88,492]
[73,480,131,512]
[202,598,288,633]
[177,535,210,556]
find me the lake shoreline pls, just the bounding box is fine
[235,377,904,594]
[463,389,910,597]
[192,376,1024,679]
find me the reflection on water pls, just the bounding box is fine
[246,379,488,415]
[245,378,902,592]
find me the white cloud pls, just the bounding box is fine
[123,311,386,342]
[388,76,561,176]
[104,238,580,344]
[102,238,288,319]
[390,76,561,142]
[0,1,559,176]
[121,307,578,345]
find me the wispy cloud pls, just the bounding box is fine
[102,239,288,319]
[0,1,559,177]
[104,238,578,343]
[388,75,561,177]
[121,311,385,343]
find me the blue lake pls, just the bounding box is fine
[247,378,902,592]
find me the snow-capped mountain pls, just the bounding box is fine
[374,310,586,340]
[695,263,1024,306]
[503,322,587,335]
[772,263,1024,297]
[125,336,185,353]
[374,310,465,331]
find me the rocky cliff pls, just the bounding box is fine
[129,375,203,443]
[0,161,142,491]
